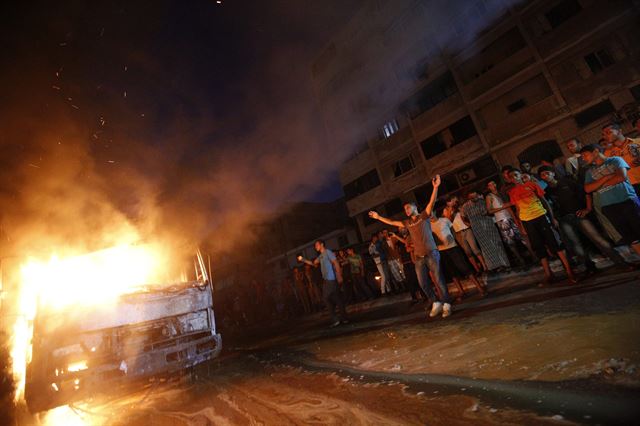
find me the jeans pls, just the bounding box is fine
[559,214,626,265]
[414,251,451,304]
[375,262,392,294]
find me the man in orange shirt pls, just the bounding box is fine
[602,123,640,195]
[508,169,576,285]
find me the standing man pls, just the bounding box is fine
[443,195,485,272]
[369,233,391,295]
[508,169,577,285]
[299,240,348,327]
[538,165,636,272]
[602,123,640,195]
[346,247,375,300]
[369,175,453,319]
[581,144,640,257]
[564,138,587,181]
[381,229,407,291]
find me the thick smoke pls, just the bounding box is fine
[0,0,521,260]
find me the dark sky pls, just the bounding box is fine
[0,0,360,253]
[1,0,356,197]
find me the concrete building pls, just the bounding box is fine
[312,0,640,238]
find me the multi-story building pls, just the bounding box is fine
[312,0,640,239]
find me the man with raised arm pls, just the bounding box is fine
[368,175,453,319]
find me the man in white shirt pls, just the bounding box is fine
[443,194,486,273]
[431,212,487,298]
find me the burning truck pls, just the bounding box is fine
[5,244,222,413]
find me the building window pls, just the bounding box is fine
[381,120,399,138]
[507,99,527,113]
[384,198,403,217]
[449,116,477,145]
[392,155,415,178]
[545,0,582,29]
[401,72,458,119]
[420,116,477,161]
[574,100,615,128]
[343,169,381,200]
[584,49,615,74]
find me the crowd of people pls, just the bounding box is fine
[223,122,640,329]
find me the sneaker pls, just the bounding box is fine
[442,303,452,318]
[428,302,442,318]
[329,320,341,328]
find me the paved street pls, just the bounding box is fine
[21,266,640,425]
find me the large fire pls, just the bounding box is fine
[9,242,167,408]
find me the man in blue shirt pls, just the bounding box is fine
[299,240,348,327]
[581,144,640,257]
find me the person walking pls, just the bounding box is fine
[368,175,453,319]
[299,240,349,327]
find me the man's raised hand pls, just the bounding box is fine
[368,211,380,220]
[432,174,441,187]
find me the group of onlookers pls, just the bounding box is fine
[363,121,640,321]
[248,121,640,328]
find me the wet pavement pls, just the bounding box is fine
[17,266,640,425]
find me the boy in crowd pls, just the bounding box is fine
[346,247,375,301]
[430,210,487,298]
[602,123,640,195]
[443,194,486,272]
[581,144,640,257]
[538,165,635,272]
[368,233,391,295]
[369,175,453,319]
[508,169,577,285]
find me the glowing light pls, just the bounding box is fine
[374,275,381,281]
[10,242,167,403]
[67,360,88,372]
[51,383,59,392]
[42,405,88,426]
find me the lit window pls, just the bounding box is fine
[381,120,399,138]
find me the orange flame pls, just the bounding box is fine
[10,243,167,405]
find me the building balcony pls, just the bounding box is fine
[345,184,388,217]
[461,47,537,101]
[370,126,414,163]
[411,93,466,141]
[423,135,486,176]
[527,1,631,60]
[385,164,428,197]
[339,147,377,185]
[482,96,564,146]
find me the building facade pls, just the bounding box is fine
[312,0,640,238]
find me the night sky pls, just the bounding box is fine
[0,0,359,253]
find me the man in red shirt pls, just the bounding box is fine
[508,168,577,285]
